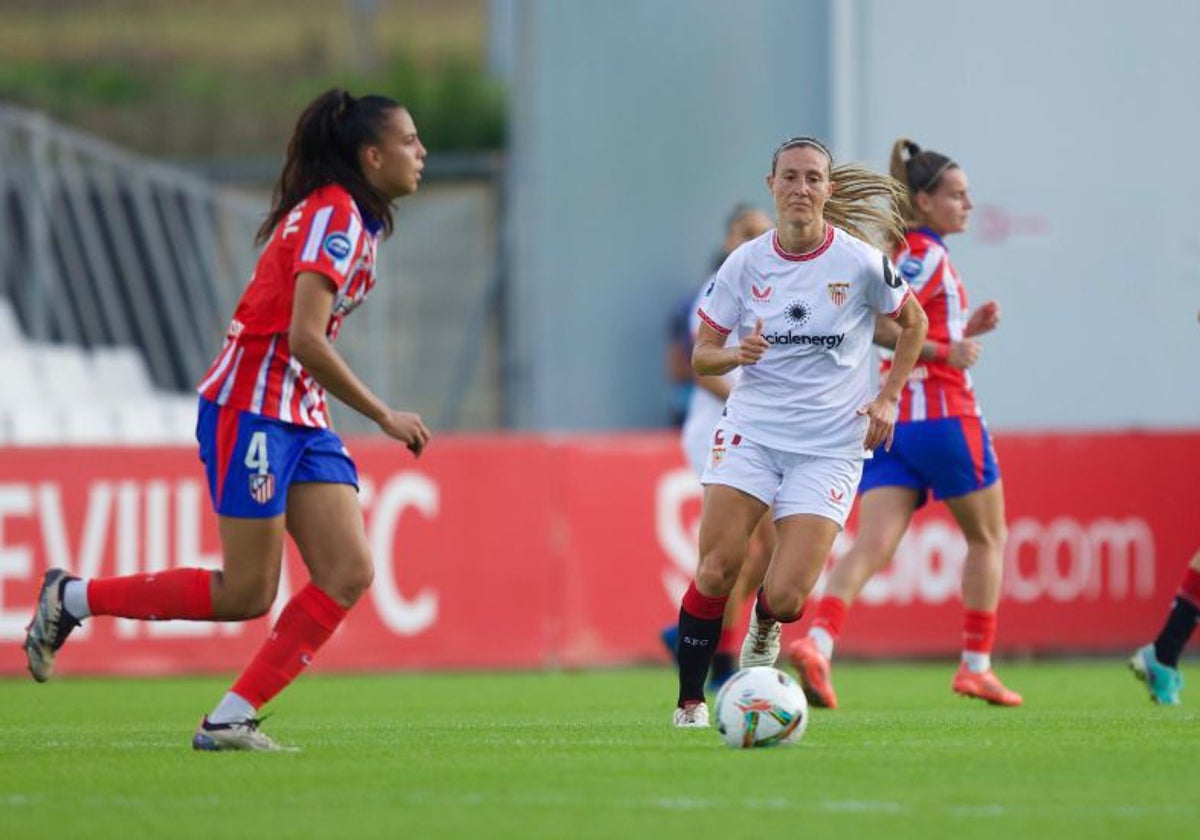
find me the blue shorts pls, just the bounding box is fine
[196,397,358,518]
[859,416,1000,507]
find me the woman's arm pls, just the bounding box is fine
[289,271,430,454]
[693,319,767,376]
[859,297,928,451]
[873,312,980,369]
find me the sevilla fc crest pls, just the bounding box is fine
[827,282,849,306]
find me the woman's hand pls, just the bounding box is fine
[378,409,431,457]
[964,300,1000,337]
[857,394,899,451]
[736,318,769,366]
[947,339,982,369]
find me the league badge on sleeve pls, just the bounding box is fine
[322,232,353,261]
[899,256,924,280]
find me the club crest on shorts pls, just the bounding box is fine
[827,282,849,306]
[710,446,726,468]
[249,473,276,504]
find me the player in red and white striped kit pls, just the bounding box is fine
[791,138,1021,708]
[24,89,431,750]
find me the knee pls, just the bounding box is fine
[695,551,741,596]
[965,520,1007,555]
[319,556,374,609]
[761,586,804,621]
[220,579,277,620]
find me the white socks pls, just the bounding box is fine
[62,579,91,620]
[808,627,835,660]
[208,692,258,725]
[961,651,991,674]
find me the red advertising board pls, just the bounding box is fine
[0,430,1197,677]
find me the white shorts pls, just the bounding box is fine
[699,426,863,528]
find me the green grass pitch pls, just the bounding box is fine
[2,661,1197,839]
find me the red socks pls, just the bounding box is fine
[1180,567,1200,607]
[755,587,804,623]
[811,596,848,639]
[681,581,728,620]
[88,569,214,620]
[230,583,347,708]
[962,609,997,655]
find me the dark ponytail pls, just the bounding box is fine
[889,137,958,226]
[257,88,402,245]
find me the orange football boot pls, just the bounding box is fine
[787,637,839,709]
[952,664,1023,706]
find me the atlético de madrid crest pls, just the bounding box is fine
[827,282,849,306]
[249,473,276,505]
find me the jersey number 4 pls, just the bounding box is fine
[244,431,270,475]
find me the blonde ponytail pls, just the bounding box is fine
[827,163,909,251]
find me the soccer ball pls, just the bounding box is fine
[714,666,809,748]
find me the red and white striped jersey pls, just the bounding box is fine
[198,184,380,428]
[882,227,981,421]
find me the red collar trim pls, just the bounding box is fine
[773,224,835,262]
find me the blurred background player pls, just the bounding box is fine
[1131,548,1200,705]
[672,136,927,727]
[23,88,432,751]
[662,203,774,690]
[790,137,1021,709]
[1129,313,1200,705]
[665,204,774,427]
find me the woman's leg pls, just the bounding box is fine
[216,483,371,723]
[711,511,775,685]
[26,515,285,683]
[758,513,842,619]
[943,480,1021,705]
[788,486,918,708]
[676,484,767,712]
[741,513,840,669]
[814,486,920,649]
[1131,547,1200,705]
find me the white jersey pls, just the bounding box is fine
[697,225,911,458]
[681,276,739,474]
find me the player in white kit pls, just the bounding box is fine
[672,137,928,727]
[666,206,774,690]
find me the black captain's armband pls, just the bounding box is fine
[882,255,903,289]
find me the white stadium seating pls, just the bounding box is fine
[0,297,198,446]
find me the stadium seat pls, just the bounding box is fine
[111,396,197,445]
[61,404,121,445]
[0,347,40,403]
[6,404,68,445]
[160,395,199,444]
[30,343,99,403]
[0,298,22,347]
[90,346,157,399]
